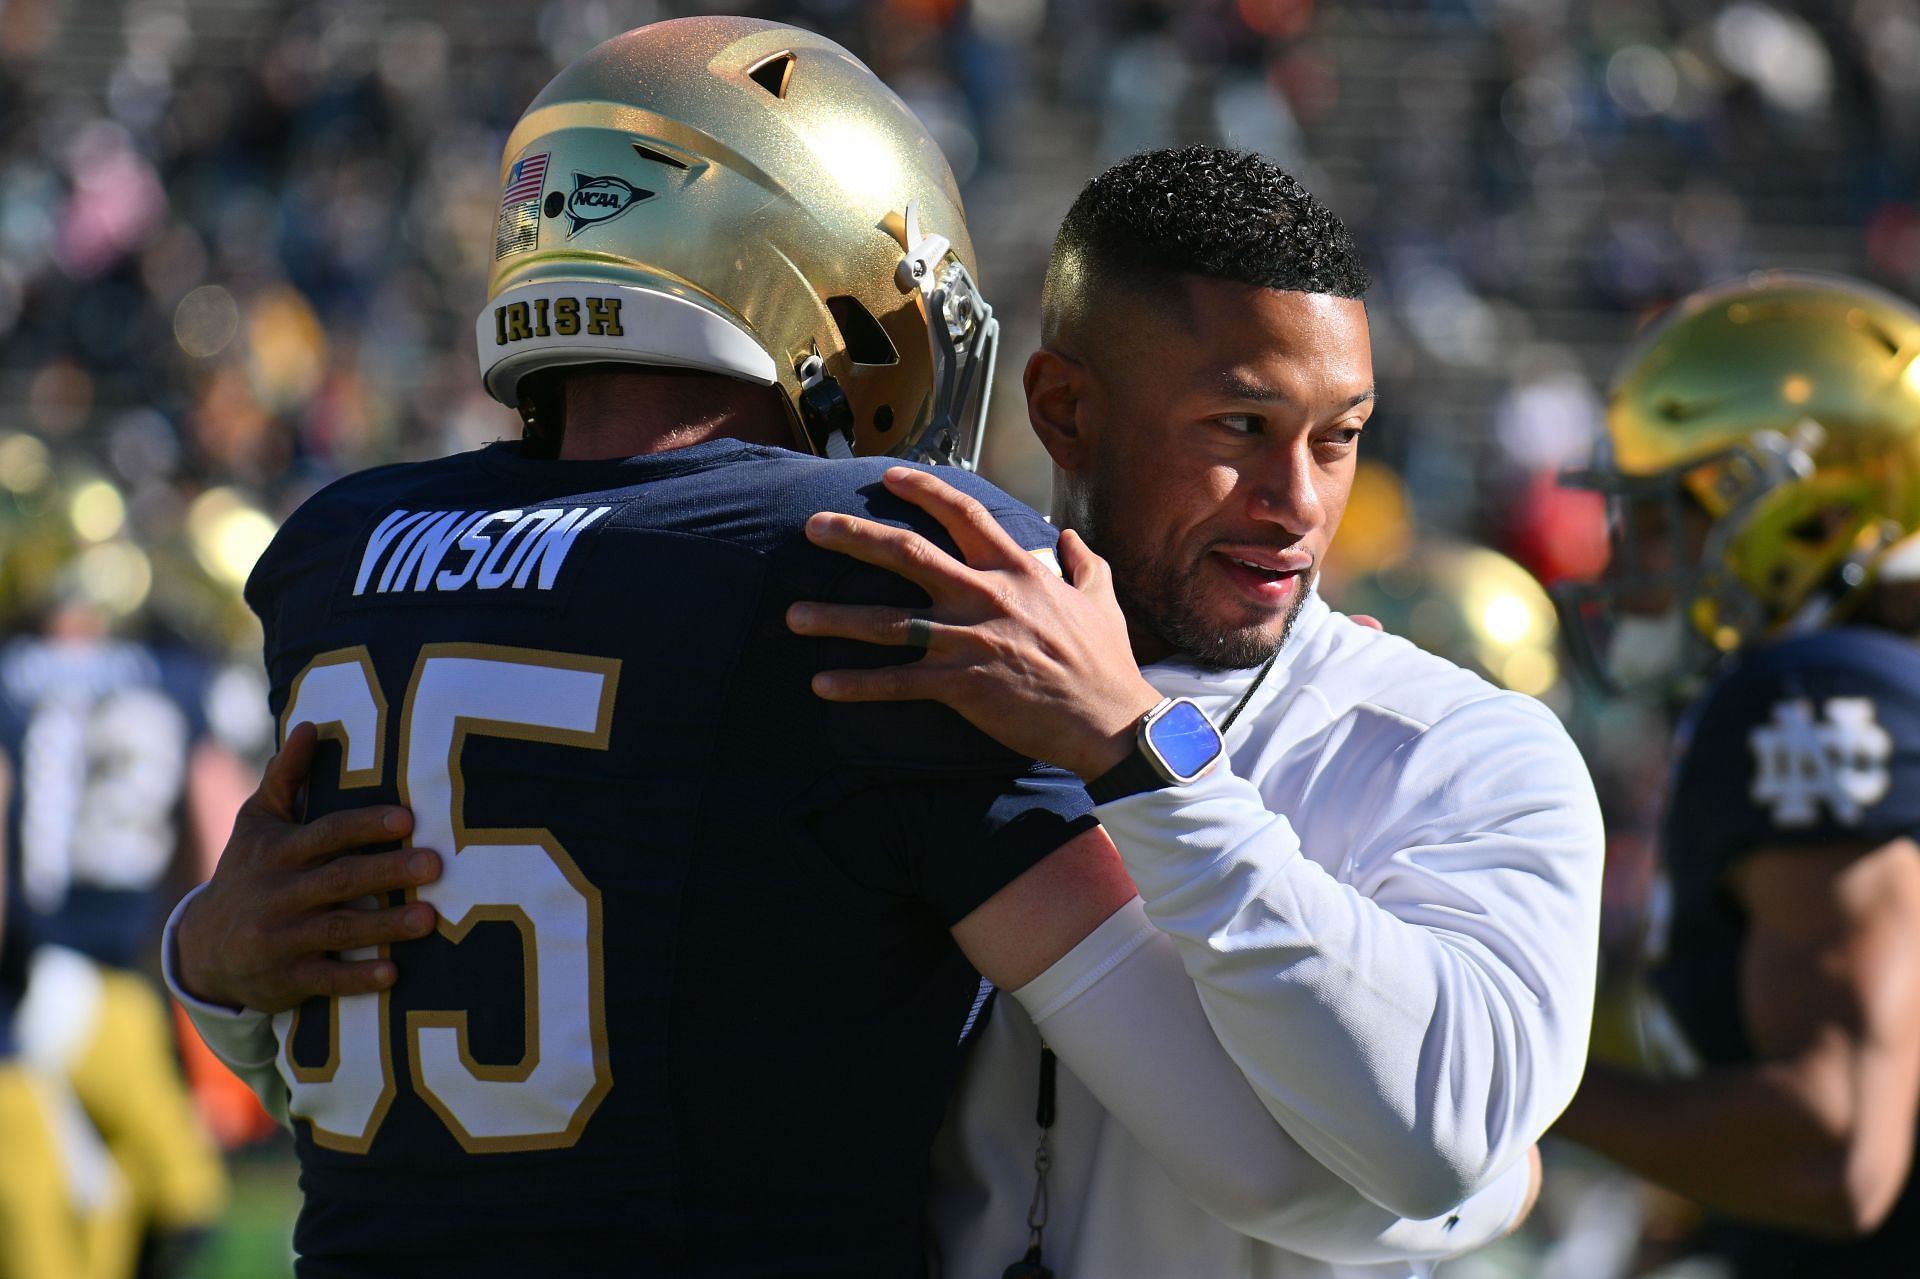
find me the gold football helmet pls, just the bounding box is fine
[476,16,998,467]
[1556,271,1920,693]
[1337,542,1563,699]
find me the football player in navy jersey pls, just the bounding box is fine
[0,587,233,1279]
[164,18,1139,1276]
[1551,273,1920,1275]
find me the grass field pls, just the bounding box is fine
[192,1146,301,1279]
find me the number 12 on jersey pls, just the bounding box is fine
[276,643,621,1154]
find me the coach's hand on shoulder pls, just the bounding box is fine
[174,721,442,1014]
[789,466,1161,780]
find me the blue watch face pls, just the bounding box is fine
[1145,699,1223,781]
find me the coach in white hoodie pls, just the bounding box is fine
[791,145,1603,1278]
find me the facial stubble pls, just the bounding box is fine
[1081,450,1311,673]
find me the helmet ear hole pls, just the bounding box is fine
[826,295,900,366]
[1786,505,1854,545]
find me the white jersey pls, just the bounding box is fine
[929,592,1604,1278]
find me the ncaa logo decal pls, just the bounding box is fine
[562,173,654,237]
[1748,696,1892,827]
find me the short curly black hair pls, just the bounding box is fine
[1043,145,1368,340]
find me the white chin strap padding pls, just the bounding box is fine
[476,280,777,405]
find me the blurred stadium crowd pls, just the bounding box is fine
[0,0,1915,1275]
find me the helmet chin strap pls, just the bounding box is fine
[795,352,856,457]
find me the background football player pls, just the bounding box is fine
[0,751,93,1279]
[0,492,235,1279]
[1553,271,1920,1276]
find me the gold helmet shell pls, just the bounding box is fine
[475,16,998,466]
[1336,542,1563,699]
[1559,271,1920,690]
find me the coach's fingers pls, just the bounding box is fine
[297,847,441,908]
[810,664,937,703]
[274,805,417,870]
[786,602,941,648]
[289,901,438,958]
[249,721,318,822]
[804,511,967,593]
[881,467,1027,570]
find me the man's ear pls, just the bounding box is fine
[1024,346,1091,473]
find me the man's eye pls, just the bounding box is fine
[1322,426,1364,449]
[1215,415,1261,435]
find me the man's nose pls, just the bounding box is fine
[1248,441,1321,533]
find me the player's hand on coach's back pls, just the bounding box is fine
[173,721,443,1013]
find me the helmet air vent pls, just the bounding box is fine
[630,141,689,170]
[826,295,900,366]
[747,51,796,99]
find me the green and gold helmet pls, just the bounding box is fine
[475,16,998,466]
[1556,271,1920,694]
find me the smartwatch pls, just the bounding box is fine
[1086,696,1224,805]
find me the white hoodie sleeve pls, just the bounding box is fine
[1096,694,1603,1220]
[160,885,291,1125]
[1012,898,1533,1260]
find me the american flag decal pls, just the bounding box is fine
[502,152,549,205]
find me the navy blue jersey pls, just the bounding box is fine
[245,438,1095,1278]
[0,638,209,971]
[0,895,19,1059]
[1656,626,1920,1276]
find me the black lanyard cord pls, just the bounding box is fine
[1005,652,1279,1278]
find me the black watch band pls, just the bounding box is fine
[1086,750,1166,806]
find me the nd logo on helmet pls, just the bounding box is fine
[563,173,654,237]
